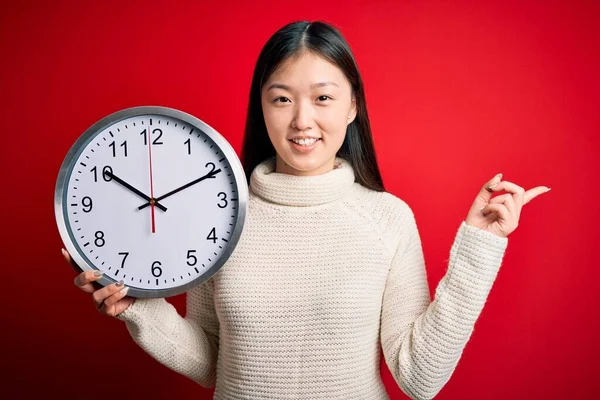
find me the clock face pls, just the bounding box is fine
[55,106,248,298]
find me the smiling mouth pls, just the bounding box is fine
[289,138,322,147]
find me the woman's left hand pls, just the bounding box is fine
[464,173,551,238]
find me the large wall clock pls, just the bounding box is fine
[55,106,248,298]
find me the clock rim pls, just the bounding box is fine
[54,105,248,299]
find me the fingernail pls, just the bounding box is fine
[545,187,551,192]
[120,286,129,295]
[489,183,498,189]
[496,173,502,179]
[61,248,66,257]
[93,270,103,277]
[116,280,124,286]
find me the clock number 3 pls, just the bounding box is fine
[217,192,228,208]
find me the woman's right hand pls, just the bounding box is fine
[63,248,136,317]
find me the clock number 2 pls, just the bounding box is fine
[151,261,162,277]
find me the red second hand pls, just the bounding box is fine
[147,127,156,233]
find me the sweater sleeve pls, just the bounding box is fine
[114,277,220,387]
[380,208,508,400]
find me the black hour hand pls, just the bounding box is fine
[104,171,168,212]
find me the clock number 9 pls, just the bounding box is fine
[90,166,113,182]
[152,261,162,277]
[82,196,93,213]
[217,192,228,208]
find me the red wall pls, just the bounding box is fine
[1,1,598,398]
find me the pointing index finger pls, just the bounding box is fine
[524,186,551,205]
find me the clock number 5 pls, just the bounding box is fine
[186,250,197,266]
[140,129,164,146]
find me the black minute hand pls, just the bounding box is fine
[104,171,168,212]
[138,169,221,211]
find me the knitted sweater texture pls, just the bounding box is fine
[116,156,509,400]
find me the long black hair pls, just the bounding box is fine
[240,20,385,192]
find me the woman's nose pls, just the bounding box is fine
[292,101,315,131]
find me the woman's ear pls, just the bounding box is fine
[347,94,357,125]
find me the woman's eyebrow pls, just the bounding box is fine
[266,81,340,91]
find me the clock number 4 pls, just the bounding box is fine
[207,227,218,243]
[140,129,164,146]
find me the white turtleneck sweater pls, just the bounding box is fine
[116,156,508,400]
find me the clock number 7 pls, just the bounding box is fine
[118,252,129,269]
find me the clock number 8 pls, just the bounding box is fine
[94,231,105,247]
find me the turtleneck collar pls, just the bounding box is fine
[249,156,356,207]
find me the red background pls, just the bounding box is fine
[1,1,598,398]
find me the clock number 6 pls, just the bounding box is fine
[152,261,162,277]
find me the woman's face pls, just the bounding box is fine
[261,51,357,176]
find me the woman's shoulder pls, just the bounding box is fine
[344,183,416,242]
[347,182,414,219]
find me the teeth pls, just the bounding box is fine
[292,138,319,146]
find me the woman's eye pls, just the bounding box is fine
[273,97,289,103]
[317,95,332,102]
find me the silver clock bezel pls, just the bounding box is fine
[54,105,248,298]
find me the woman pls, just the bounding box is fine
[65,20,550,399]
